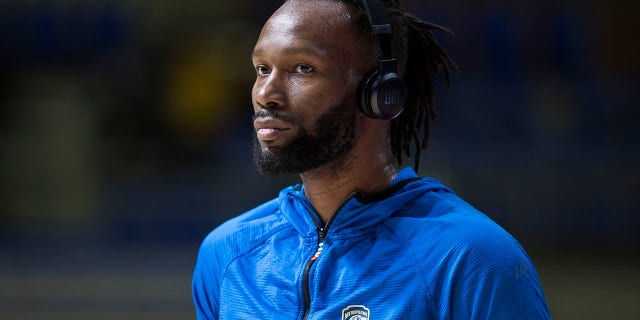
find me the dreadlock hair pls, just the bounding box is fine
[364,0,457,171]
[394,14,456,172]
[283,0,457,172]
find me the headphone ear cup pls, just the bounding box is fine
[358,70,407,120]
[358,70,380,119]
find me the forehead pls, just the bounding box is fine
[254,1,361,57]
[268,0,355,33]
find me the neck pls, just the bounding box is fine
[299,131,398,224]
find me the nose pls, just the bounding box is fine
[252,71,286,110]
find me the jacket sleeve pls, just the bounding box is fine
[192,235,221,320]
[436,220,551,320]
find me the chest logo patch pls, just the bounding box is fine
[342,305,370,320]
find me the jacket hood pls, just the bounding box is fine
[277,167,453,238]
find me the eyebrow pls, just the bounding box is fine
[252,45,327,59]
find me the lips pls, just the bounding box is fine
[254,117,292,142]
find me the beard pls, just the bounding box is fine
[252,96,357,175]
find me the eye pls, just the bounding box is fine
[294,64,314,74]
[255,64,271,76]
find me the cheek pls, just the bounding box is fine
[288,74,358,121]
[290,81,339,108]
[294,92,329,119]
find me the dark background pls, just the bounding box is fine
[1,0,638,318]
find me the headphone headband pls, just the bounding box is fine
[358,0,407,120]
[361,0,393,60]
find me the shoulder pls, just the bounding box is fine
[192,198,290,319]
[385,184,535,282]
[389,185,517,248]
[198,198,288,263]
[386,185,550,318]
[193,197,292,291]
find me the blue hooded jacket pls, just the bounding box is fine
[192,167,550,319]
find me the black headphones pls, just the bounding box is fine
[358,0,407,120]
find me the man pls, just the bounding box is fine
[193,0,550,319]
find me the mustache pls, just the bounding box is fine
[252,109,295,124]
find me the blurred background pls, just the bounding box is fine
[0,0,637,318]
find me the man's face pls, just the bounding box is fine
[250,1,366,175]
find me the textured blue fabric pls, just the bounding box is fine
[192,167,550,319]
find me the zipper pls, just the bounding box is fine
[301,226,325,320]
[300,194,355,320]
[298,175,417,318]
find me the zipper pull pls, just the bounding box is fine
[311,227,326,261]
[317,227,327,240]
[310,242,324,261]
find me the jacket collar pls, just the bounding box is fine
[277,167,452,238]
